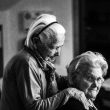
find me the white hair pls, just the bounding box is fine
[25,14,65,48]
[67,51,108,85]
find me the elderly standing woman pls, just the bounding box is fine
[62,51,108,110]
[0,14,93,110]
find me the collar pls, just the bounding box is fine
[24,46,55,73]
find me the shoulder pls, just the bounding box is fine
[5,50,30,71]
[60,98,85,110]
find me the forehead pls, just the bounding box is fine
[83,66,103,78]
[55,34,65,47]
[49,25,65,47]
[49,23,65,34]
[50,23,65,40]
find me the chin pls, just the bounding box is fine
[90,97,96,101]
[86,92,97,101]
[89,89,99,99]
[86,95,96,101]
[49,59,55,63]
[50,58,56,63]
[46,57,55,62]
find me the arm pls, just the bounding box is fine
[55,73,96,110]
[16,58,69,110]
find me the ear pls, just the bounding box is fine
[32,37,39,49]
[66,64,69,75]
[76,74,81,82]
[32,36,39,42]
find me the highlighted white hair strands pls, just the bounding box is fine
[25,14,57,46]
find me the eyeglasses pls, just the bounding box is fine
[85,74,104,84]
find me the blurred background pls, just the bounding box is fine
[0,0,110,109]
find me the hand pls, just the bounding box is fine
[88,99,98,110]
[66,88,91,110]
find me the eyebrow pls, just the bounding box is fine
[86,73,103,80]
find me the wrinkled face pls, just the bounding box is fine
[37,32,65,62]
[45,33,65,62]
[35,23,65,62]
[77,66,104,101]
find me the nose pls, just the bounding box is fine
[92,80,100,88]
[55,51,60,56]
[94,80,99,87]
[55,48,61,56]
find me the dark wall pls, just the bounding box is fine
[79,0,110,78]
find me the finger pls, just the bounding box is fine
[80,93,90,109]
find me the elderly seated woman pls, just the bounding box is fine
[61,51,108,110]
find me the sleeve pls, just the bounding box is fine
[15,58,70,110]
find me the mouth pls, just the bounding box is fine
[89,89,99,95]
[86,88,99,100]
[46,56,56,62]
[89,87,100,92]
[89,86,99,91]
[90,88,98,91]
[90,90,98,94]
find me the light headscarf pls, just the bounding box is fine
[25,14,57,47]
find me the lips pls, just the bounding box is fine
[89,87,99,91]
[47,56,56,62]
[88,89,99,97]
[90,88,98,91]
[90,90,98,93]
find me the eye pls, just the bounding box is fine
[97,77,104,84]
[87,76,94,82]
[47,44,54,49]
[56,46,61,50]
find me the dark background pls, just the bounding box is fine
[79,1,110,110]
[79,0,110,79]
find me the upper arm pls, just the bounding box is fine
[15,57,69,110]
[16,57,42,107]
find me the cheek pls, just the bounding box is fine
[45,48,54,56]
[50,50,57,56]
[48,50,55,56]
[80,79,92,92]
